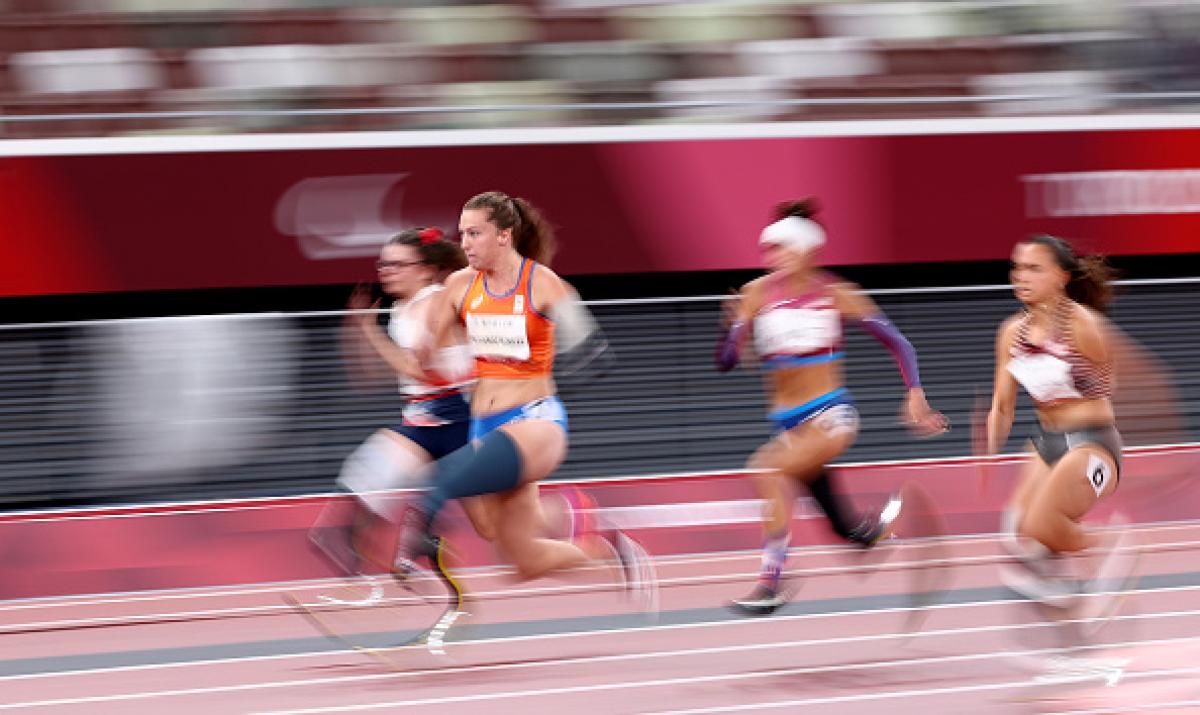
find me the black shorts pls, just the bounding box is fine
[388,391,471,460]
[1031,424,1123,477]
[389,420,470,461]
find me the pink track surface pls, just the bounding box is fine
[4,446,1198,601]
[3,450,1200,713]
[2,522,1199,713]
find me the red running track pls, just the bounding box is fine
[3,446,1198,602]
[3,518,1200,713]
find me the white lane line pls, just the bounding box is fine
[649,665,1200,714]
[0,586,1029,683]
[0,549,969,633]
[4,596,1200,708]
[0,537,1008,625]
[6,561,1200,684]
[7,531,1200,635]
[0,529,1015,613]
[251,638,1200,714]
[5,517,1198,628]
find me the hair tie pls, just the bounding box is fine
[418,227,443,245]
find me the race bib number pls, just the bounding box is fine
[1006,353,1083,403]
[1086,452,1113,497]
[755,308,839,357]
[467,313,530,361]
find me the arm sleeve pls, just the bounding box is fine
[857,314,921,388]
[715,321,747,373]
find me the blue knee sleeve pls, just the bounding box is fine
[421,430,523,521]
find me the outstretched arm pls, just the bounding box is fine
[858,314,922,389]
[834,281,947,436]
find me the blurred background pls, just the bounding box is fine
[0,0,1198,514]
[0,0,1198,137]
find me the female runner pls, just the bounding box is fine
[985,234,1124,605]
[309,227,481,576]
[718,199,946,614]
[396,192,649,598]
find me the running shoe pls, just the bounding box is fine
[1001,553,1079,608]
[729,581,790,616]
[613,531,658,614]
[848,492,904,548]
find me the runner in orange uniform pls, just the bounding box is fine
[396,191,650,600]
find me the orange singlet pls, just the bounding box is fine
[459,258,555,380]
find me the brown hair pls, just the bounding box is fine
[463,190,557,266]
[388,226,467,282]
[1020,234,1116,312]
[772,197,821,222]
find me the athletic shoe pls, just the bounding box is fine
[1001,554,1079,609]
[729,582,790,616]
[613,531,658,613]
[849,492,904,548]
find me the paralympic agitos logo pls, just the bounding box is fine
[275,173,451,260]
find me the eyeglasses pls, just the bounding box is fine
[376,259,423,271]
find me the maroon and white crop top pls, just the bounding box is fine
[1006,299,1113,405]
[753,272,844,370]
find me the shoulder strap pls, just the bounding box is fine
[457,270,482,319]
[1047,298,1072,349]
[1015,309,1033,346]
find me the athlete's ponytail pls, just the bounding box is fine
[464,191,558,266]
[1021,234,1116,312]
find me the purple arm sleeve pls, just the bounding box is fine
[715,321,747,372]
[858,314,922,388]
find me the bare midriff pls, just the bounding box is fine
[767,361,843,412]
[471,375,557,415]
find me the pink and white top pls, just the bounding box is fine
[1007,299,1114,405]
[752,272,844,370]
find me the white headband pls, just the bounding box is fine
[758,216,825,253]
